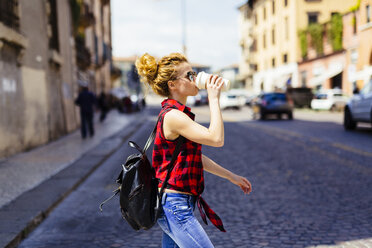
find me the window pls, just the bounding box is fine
[250,64,258,71]
[272,1,275,14]
[272,26,275,45]
[272,58,276,67]
[285,17,289,40]
[263,7,266,20]
[351,49,358,64]
[0,0,19,30]
[48,0,59,51]
[284,0,288,7]
[263,32,266,49]
[283,53,288,63]
[308,12,319,24]
[367,5,371,23]
[255,14,258,25]
[250,39,257,52]
[301,71,307,87]
[353,14,357,34]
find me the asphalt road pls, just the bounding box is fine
[19,106,372,248]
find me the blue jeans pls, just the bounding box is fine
[157,193,214,248]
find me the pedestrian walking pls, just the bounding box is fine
[98,92,109,122]
[135,53,252,248]
[75,83,97,139]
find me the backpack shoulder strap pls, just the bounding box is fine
[158,136,185,199]
[143,108,172,153]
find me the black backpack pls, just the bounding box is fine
[100,117,184,230]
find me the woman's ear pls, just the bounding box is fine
[168,80,176,90]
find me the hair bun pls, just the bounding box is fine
[135,53,158,83]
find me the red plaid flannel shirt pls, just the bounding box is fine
[153,99,226,232]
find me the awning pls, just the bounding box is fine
[351,66,372,82]
[309,65,343,87]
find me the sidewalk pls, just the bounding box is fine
[0,110,146,248]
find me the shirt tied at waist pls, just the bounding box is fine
[196,196,226,232]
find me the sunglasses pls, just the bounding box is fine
[178,71,197,82]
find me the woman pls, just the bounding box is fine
[136,53,252,248]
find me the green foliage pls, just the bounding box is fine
[349,0,361,12]
[329,13,343,51]
[351,14,356,26]
[308,23,323,55]
[298,30,308,59]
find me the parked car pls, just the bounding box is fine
[252,92,293,120]
[245,94,259,106]
[219,90,246,110]
[310,89,349,111]
[286,87,314,108]
[194,90,209,106]
[344,78,372,130]
[186,95,196,106]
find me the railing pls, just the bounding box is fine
[79,4,95,28]
[75,36,91,70]
[101,0,110,6]
[0,0,20,31]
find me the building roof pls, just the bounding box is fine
[113,56,138,63]
[238,0,256,10]
[190,62,210,69]
[220,63,239,70]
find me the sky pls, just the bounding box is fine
[111,0,247,71]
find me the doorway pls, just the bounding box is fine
[331,72,342,89]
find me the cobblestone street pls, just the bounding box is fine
[18,106,372,248]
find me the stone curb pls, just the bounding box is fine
[0,115,146,248]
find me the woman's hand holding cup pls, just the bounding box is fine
[206,75,223,101]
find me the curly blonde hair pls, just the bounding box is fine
[135,53,188,97]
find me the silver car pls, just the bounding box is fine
[344,79,372,130]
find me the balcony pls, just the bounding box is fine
[249,40,257,52]
[0,0,20,31]
[75,36,91,70]
[110,64,121,81]
[79,4,95,28]
[101,0,110,6]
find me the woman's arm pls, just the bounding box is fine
[164,75,224,147]
[164,109,223,147]
[202,154,252,194]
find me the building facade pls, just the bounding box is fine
[238,3,255,91]
[296,0,372,95]
[216,64,241,89]
[0,0,114,159]
[76,0,113,95]
[239,0,356,94]
[355,0,372,90]
[298,13,347,93]
[113,56,137,92]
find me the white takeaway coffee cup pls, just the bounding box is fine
[195,71,231,91]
